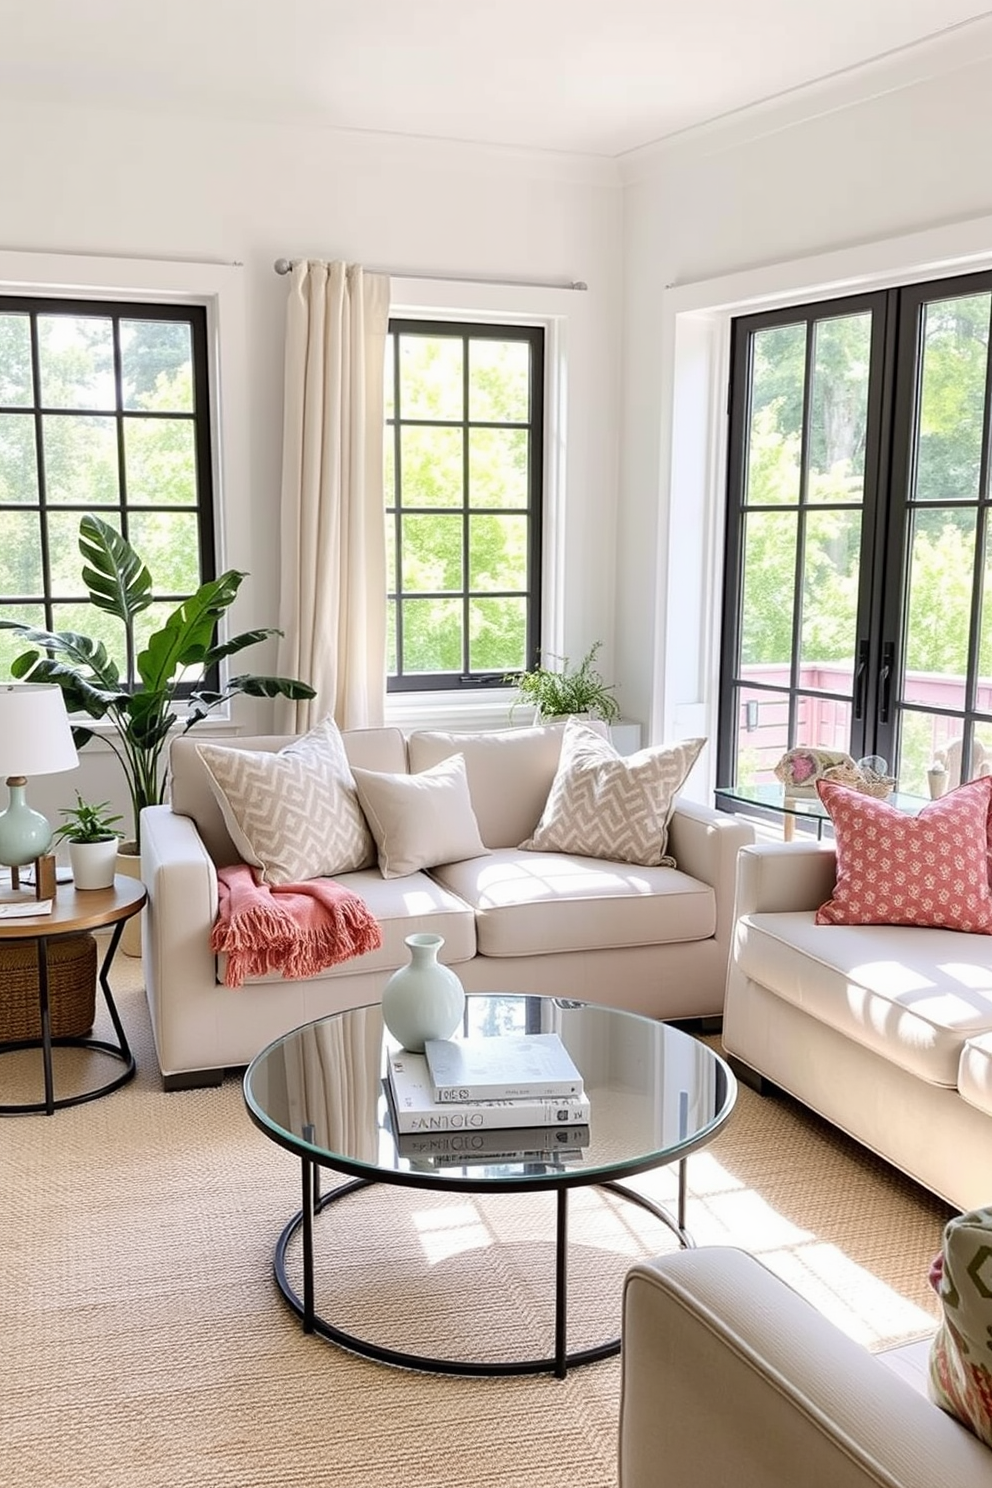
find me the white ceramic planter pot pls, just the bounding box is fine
[116,841,144,956]
[68,837,119,891]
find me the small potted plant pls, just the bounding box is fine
[53,793,124,891]
[507,641,620,724]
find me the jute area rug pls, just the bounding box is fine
[2,942,954,1488]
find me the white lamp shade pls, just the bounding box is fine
[0,684,79,776]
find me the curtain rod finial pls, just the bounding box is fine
[273,257,293,276]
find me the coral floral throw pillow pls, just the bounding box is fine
[814,775,992,933]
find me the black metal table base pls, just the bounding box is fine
[0,920,136,1115]
[273,1156,693,1379]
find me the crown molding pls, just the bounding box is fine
[0,90,621,190]
[618,12,992,185]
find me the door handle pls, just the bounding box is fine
[853,639,869,721]
[878,641,895,725]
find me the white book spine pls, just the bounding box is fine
[391,1097,590,1135]
[433,1076,582,1103]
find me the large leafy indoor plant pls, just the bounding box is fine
[0,515,315,850]
[508,641,620,724]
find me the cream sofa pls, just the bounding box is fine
[619,1247,991,1488]
[141,724,753,1089]
[723,840,992,1212]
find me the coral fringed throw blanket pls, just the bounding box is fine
[211,864,382,989]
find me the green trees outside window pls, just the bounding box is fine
[385,320,543,689]
[722,272,992,798]
[0,298,215,690]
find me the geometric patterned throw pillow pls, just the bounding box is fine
[928,1206,992,1447]
[520,718,704,866]
[814,775,992,934]
[195,715,376,886]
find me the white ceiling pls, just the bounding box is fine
[5,1,992,158]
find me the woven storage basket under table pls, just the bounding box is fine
[0,933,98,1042]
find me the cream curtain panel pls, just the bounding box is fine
[276,260,391,733]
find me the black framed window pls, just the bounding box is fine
[719,269,992,799]
[385,319,544,690]
[0,297,216,687]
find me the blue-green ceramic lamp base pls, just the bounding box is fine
[0,777,54,868]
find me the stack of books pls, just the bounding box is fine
[385,1032,590,1153]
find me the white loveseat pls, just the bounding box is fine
[141,723,753,1089]
[619,1247,991,1488]
[723,840,992,1212]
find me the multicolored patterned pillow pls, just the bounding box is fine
[814,775,992,933]
[928,1207,992,1446]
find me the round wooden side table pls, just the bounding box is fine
[0,876,146,1115]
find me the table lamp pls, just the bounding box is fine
[0,684,79,871]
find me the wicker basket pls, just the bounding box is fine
[821,762,897,799]
[0,933,97,1043]
[857,777,898,799]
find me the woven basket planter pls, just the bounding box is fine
[0,933,97,1042]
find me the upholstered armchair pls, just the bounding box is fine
[619,1247,990,1488]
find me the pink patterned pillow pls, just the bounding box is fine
[815,775,992,933]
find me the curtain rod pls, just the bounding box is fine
[272,258,587,291]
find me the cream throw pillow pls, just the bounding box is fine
[352,754,489,879]
[195,716,376,885]
[521,719,705,866]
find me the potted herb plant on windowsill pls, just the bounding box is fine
[52,794,124,891]
[507,641,620,725]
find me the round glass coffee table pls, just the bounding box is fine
[244,995,736,1379]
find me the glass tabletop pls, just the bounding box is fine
[715,781,925,820]
[243,995,736,1190]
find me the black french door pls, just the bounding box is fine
[719,269,992,797]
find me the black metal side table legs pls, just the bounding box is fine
[0,919,136,1115]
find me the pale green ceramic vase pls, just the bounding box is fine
[381,933,466,1053]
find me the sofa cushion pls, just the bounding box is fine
[814,776,992,933]
[171,726,409,868]
[959,1032,992,1118]
[431,848,715,957]
[736,911,992,1085]
[929,1207,992,1448]
[351,754,488,879]
[216,867,477,983]
[408,724,601,849]
[195,717,376,885]
[521,720,704,867]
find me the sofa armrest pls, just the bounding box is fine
[140,804,220,1079]
[733,839,838,917]
[667,800,754,950]
[620,1248,989,1488]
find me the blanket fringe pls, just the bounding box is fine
[211,867,382,988]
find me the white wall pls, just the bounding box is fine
[618,36,992,794]
[0,96,622,838]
